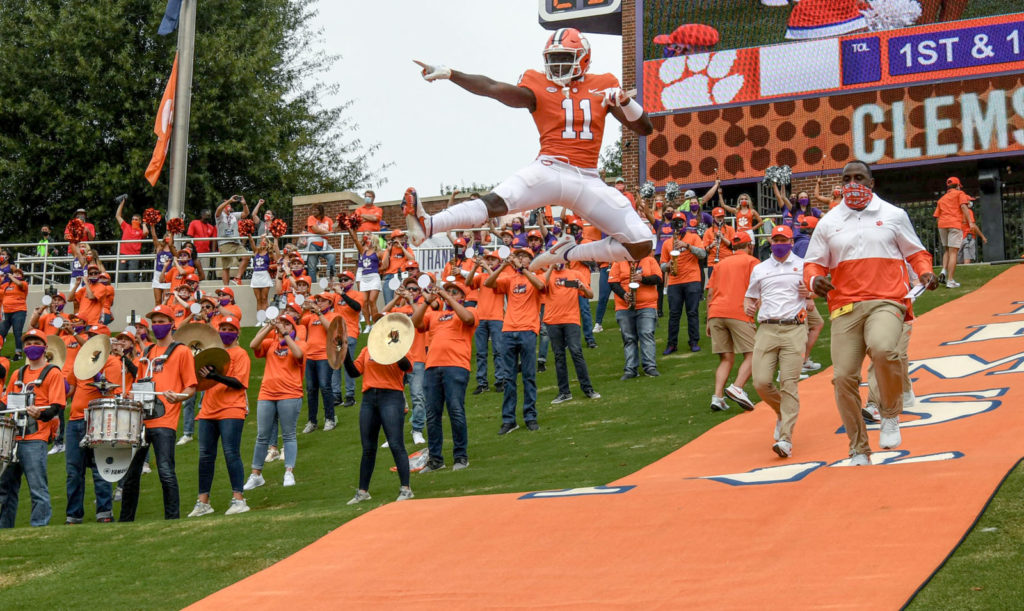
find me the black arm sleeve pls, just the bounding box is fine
[341,292,362,312]
[206,372,245,390]
[343,349,362,379]
[0,363,6,381]
[39,404,62,421]
[609,283,627,299]
[640,274,661,285]
[121,356,138,379]
[397,357,412,372]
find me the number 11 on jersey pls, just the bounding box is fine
[561,98,593,140]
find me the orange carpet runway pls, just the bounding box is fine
[194,267,1024,609]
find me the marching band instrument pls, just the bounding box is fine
[367,313,414,365]
[326,316,348,370]
[496,245,511,259]
[0,415,17,475]
[194,347,230,391]
[174,322,221,354]
[45,335,67,369]
[628,262,640,309]
[669,248,681,277]
[83,397,145,482]
[74,334,111,380]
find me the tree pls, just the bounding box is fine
[0,0,381,247]
[599,138,623,180]
[438,182,497,196]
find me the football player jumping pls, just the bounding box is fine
[409,28,654,270]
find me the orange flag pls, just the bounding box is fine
[145,54,179,186]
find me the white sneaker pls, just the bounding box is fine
[862,402,881,423]
[412,430,426,445]
[592,323,604,333]
[142,462,152,474]
[265,447,280,463]
[225,498,250,515]
[946,280,961,288]
[529,234,576,272]
[801,359,822,372]
[772,440,792,458]
[849,453,871,466]
[323,419,336,431]
[346,490,371,505]
[396,487,414,501]
[724,384,754,411]
[902,390,916,409]
[880,416,901,449]
[773,419,782,441]
[187,501,214,518]
[283,471,296,487]
[710,396,729,411]
[381,440,390,448]
[243,473,265,491]
[48,443,65,455]
[301,421,317,434]
[176,434,193,446]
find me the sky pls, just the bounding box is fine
[311,1,623,202]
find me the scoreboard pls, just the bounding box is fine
[538,0,621,35]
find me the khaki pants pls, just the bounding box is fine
[867,322,912,406]
[751,323,808,444]
[830,300,906,456]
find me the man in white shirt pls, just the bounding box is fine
[744,225,809,458]
[215,195,251,285]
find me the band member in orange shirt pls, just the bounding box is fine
[543,263,599,404]
[188,316,252,517]
[0,329,66,527]
[609,255,662,379]
[660,217,706,354]
[119,305,197,522]
[467,250,510,394]
[332,271,364,407]
[383,277,430,446]
[0,266,29,361]
[246,313,306,490]
[300,292,340,433]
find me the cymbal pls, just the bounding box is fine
[45,336,67,369]
[88,380,121,395]
[326,316,348,370]
[367,313,414,365]
[194,347,230,391]
[74,334,110,380]
[174,322,220,354]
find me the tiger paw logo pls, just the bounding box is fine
[657,50,757,111]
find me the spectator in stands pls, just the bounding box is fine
[34,225,57,280]
[813,177,843,210]
[115,198,149,283]
[613,177,636,210]
[257,209,274,237]
[934,177,974,288]
[609,254,662,379]
[355,190,383,232]
[305,204,335,283]
[187,209,217,280]
[215,195,251,285]
[0,267,29,360]
[65,209,97,250]
[706,233,758,411]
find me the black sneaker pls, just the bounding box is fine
[452,457,469,471]
[525,420,540,431]
[644,368,661,377]
[472,385,489,395]
[586,341,598,349]
[620,371,638,381]
[342,396,356,407]
[551,393,573,405]
[493,382,505,393]
[498,422,519,435]
[537,360,546,373]
[419,458,446,473]
[584,389,601,399]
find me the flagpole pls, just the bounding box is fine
[166,0,197,222]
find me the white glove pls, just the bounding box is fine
[600,87,630,108]
[413,60,451,82]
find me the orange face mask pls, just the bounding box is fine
[132,220,142,229]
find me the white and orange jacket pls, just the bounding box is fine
[803,194,932,313]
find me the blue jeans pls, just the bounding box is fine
[548,323,594,395]
[381,273,398,305]
[197,418,245,495]
[119,427,178,521]
[181,391,203,436]
[65,419,113,522]
[666,282,702,348]
[252,398,301,470]
[595,268,611,325]
[331,336,359,399]
[579,297,595,345]
[305,358,335,425]
[359,389,409,490]
[616,308,658,374]
[404,361,426,432]
[424,366,469,463]
[0,310,27,353]
[306,242,335,282]
[501,330,538,424]
[0,440,51,527]
[538,305,550,363]
[474,319,506,386]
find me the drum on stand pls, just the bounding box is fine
[0,416,17,477]
[83,398,145,483]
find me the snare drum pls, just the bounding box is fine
[0,416,17,466]
[83,399,144,448]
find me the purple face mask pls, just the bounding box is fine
[24,345,47,361]
[55,303,65,312]
[219,298,231,306]
[152,323,174,339]
[770,243,793,259]
[219,331,239,346]
[798,198,810,207]
[279,330,297,346]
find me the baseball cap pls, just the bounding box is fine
[800,217,819,230]
[712,207,726,217]
[514,247,535,258]
[22,328,48,342]
[218,316,241,331]
[145,304,176,320]
[216,287,235,299]
[389,229,404,238]
[684,189,697,199]
[87,324,111,336]
[771,225,794,239]
[296,276,311,286]
[947,177,961,186]
[614,177,625,184]
[732,232,752,247]
[453,238,467,247]
[527,229,543,239]
[339,271,356,281]
[186,273,200,283]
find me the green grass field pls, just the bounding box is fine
[0,264,1021,608]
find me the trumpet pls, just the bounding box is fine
[669,240,682,276]
[627,261,640,310]
[713,229,724,265]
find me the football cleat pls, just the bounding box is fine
[402,187,430,246]
[529,234,576,272]
[543,28,591,86]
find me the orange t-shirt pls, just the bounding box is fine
[166,266,195,290]
[702,225,735,263]
[6,364,65,442]
[543,268,587,325]
[101,284,114,315]
[419,307,477,370]
[355,205,383,232]
[609,257,662,311]
[255,336,306,400]
[353,347,406,393]
[392,303,427,364]
[443,258,479,302]
[210,304,243,330]
[495,273,544,333]
[517,69,619,169]
[170,301,191,326]
[301,310,340,361]
[935,188,972,229]
[337,289,365,339]
[707,252,759,322]
[471,267,510,321]
[36,312,58,333]
[74,283,112,325]
[1,279,28,313]
[199,345,251,420]
[70,355,133,421]
[660,234,703,285]
[61,333,84,386]
[141,343,198,430]
[384,244,415,275]
[306,215,334,247]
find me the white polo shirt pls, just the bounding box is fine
[746,252,806,322]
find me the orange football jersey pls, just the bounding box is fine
[517,69,620,169]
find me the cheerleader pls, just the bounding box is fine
[345,224,381,326]
[247,234,277,314]
[719,192,763,243]
[148,224,175,306]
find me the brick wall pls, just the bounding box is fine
[621,0,640,191]
[791,173,842,200]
